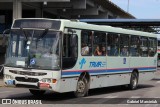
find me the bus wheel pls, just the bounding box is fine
[29,89,45,96]
[129,72,138,90]
[74,77,88,97]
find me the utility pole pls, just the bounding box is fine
[127,0,130,12]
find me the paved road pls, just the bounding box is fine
[0,70,160,107]
[0,79,160,106]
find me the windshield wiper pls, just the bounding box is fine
[36,29,49,41]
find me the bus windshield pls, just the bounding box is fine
[5,29,60,70]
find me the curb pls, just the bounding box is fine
[152,78,160,80]
[0,85,4,87]
[0,82,4,87]
[0,79,4,87]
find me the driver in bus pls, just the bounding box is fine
[43,51,53,57]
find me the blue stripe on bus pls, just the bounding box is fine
[62,67,156,76]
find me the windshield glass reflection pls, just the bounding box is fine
[5,29,60,70]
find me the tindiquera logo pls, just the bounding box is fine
[79,58,86,69]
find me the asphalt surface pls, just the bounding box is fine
[0,70,160,107]
[0,80,160,107]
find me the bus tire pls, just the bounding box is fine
[29,89,45,96]
[74,77,88,97]
[129,71,138,90]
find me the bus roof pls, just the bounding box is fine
[80,19,160,34]
[61,19,157,38]
[13,18,157,38]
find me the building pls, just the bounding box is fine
[0,0,135,33]
[0,0,135,72]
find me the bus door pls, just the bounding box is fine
[62,28,79,72]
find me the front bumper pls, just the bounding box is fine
[3,67,61,91]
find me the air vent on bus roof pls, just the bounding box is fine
[70,19,79,22]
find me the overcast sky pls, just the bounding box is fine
[111,0,160,19]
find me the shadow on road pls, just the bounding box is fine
[0,76,3,79]
[88,84,154,97]
[5,84,154,103]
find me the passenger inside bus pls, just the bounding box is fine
[101,46,106,56]
[94,45,102,56]
[120,47,128,56]
[81,43,89,55]
[110,45,118,56]
[148,49,154,57]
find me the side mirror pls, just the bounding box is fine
[2,29,10,47]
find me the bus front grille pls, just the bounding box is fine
[15,77,39,83]
[9,70,47,76]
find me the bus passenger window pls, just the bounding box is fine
[120,35,129,57]
[81,30,92,56]
[149,38,157,57]
[93,32,106,56]
[140,37,148,57]
[130,36,140,56]
[107,34,119,56]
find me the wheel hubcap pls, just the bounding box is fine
[132,74,137,87]
[77,80,85,93]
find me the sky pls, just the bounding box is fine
[111,0,160,19]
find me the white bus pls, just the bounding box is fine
[3,19,157,97]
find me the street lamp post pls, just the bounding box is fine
[127,0,130,12]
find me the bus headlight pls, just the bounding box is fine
[4,74,14,79]
[41,78,57,83]
[41,78,51,83]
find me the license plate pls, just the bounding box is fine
[7,80,14,85]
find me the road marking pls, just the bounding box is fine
[104,95,118,98]
[130,96,141,98]
[145,104,159,107]
[87,95,119,104]
[155,97,160,98]
[156,81,160,83]
[0,91,13,94]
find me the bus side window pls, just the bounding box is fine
[140,37,148,57]
[81,30,92,56]
[130,36,140,56]
[107,33,119,56]
[93,31,106,56]
[149,37,157,57]
[120,34,129,57]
